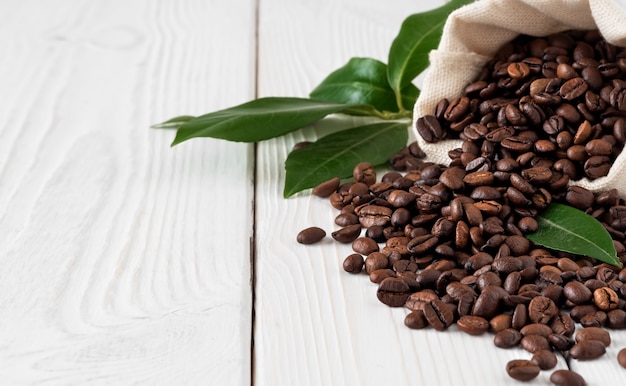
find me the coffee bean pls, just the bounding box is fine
[563,280,593,304]
[335,212,359,227]
[506,359,540,381]
[569,339,606,360]
[584,155,611,178]
[357,205,392,228]
[520,323,552,337]
[297,227,326,244]
[352,237,379,255]
[404,310,428,329]
[457,315,489,335]
[376,277,410,307]
[343,253,364,274]
[560,77,588,100]
[312,177,340,197]
[521,334,551,353]
[618,348,626,369]
[491,309,514,329]
[423,299,455,331]
[331,224,362,243]
[607,309,626,329]
[352,162,376,186]
[575,326,611,347]
[364,252,388,274]
[531,349,558,370]
[528,296,559,324]
[550,370,586,386]
[593,286,619,311]
[416,115,444,143]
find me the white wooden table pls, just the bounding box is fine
[2,0,626,384]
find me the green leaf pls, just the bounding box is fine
[387,0,474,109]
[152,115,195,129]
[310,57,419,113]
[526,203,621,268]
[171,97,369,145]
[283,121,408,197]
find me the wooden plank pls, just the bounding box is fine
[253,1,583,385]
[0,0,255,384]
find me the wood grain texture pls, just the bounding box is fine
[253,1,626,385]
[0,0,254,384]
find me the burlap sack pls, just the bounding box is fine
[413,0,626,192]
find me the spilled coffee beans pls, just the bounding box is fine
[299,29,626,385]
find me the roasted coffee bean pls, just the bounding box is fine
[331,224,362,243]
[423,299,455,330]
[548,333,574,351]
[521,334,551,353]
[312,177,340,197]
[579,311,608,327]
[506,359,540,382]
[364,252,388,274]
[520,323,552,337]
[528,296,559,324]
[342,252,365,274]
[353,162,376,186]
[584,155,611,178]
[575,326,611,347]
[550,312,576,337]
[376,277,410,307]
[618,348,626,369]
[550,370,586,386]
[386,190,417,208]
[607,309,626,329]
[489,313,512,332]
[444,96,471,122]
[531,349,558,370]
[369,268,396,284]
[357,205,392,228]
[494,328,522,348]
[352,237,379,255]
[416,115,444,143]
[404,310,428,329]
[457,315,489,335]
[335,212,359,227]
[566,185,595,210]
[593,286,619,311]
[296,227,326,244]
[569,339,606,360]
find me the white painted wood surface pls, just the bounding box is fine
[2,0,626,385]
[0,0,254,384]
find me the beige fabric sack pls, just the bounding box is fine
[413,0,626,192]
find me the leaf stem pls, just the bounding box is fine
[371,108,412,121]
[394,90,406,113]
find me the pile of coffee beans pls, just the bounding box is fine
[297,30,626,384]
[416,29,626,181]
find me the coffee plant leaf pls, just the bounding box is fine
[169,97,370,145]
[526,203,621,268]
[310,57,419,114]
[283,121,408,197]
[151,115,196,130]
[387,0,474,109]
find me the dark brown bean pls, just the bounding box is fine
[296,227,326,244]
[343,253,364,274]
[376,277,410,307]
[457,315,489,335]
[550,370,586,386]
[494,328,522,348]
[569,339,606,360]
[575,327,611,347]
[506,359,540,382]
[531,349,558,370]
